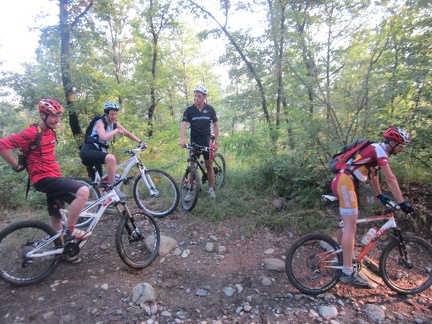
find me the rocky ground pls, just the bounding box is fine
[0,202,431,324]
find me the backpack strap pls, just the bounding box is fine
[25,124,43,199]
[29,124,43,150]
[85,116,116,149]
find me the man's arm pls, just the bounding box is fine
[213,122,219,151]
[380,164,404,204]
[0,150,20,170]
[370,167,381,195]
[96,119,121,141]
[179,121,188,147]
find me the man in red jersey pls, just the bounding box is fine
[0,99,91,263]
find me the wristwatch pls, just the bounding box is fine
[215,141,220,144]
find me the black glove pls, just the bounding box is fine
[12,164,25,173]
[399,202,414,214]
[377,194,390,205]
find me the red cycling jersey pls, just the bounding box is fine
[348,143,389,182]
[0,125,62,183]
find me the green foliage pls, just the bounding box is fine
[1,0,432,238]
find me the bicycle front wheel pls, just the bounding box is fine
[133,169,179,218]
[180,167,201,211]
[0,220,62,286]
[213,153,226,189]
[286,233,342,295]
[379,236,432,294]
[115,209,160,268]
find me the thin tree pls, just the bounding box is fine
[59,0,94,143]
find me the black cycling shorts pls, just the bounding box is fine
[191,136,211,160]
[33,177,85,218]
[80,143,107,179]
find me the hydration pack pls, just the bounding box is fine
[328,138,372,174]
[84,115,116,149]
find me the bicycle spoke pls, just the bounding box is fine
[133,170,179,218]
[0,221,61,286]
[115,210,160,268]
[212,153,226,189]
[180,167,200,211]
[286,233,342,294]
[380,236,432,294]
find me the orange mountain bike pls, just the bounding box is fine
[285,195,432,295]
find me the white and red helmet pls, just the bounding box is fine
[38,99,64,115]
[383,127,411,145]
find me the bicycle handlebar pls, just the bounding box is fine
[124,146,147,155]
[384,200,400,211]
[184,143,213,152]
[322,194,401,213]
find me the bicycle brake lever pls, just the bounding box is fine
[385,200,399,211]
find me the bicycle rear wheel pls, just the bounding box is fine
[115,209,160,268]
[286,233,342,295]
[0,220,62,286]
[213,153,226,189]
[133,169,179,218]
[180,167,201,211]
[379,236,432,294]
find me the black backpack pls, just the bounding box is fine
[328,138,373,174]
[84,115,116,149]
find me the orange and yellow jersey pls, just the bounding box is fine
[349,143,389,182]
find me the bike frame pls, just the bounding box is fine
[91,148,159,196]
[317,195,404,270]
[186,144,213,178]
[24,189,121,260]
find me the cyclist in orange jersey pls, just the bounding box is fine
[331,127,414,286]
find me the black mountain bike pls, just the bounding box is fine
[180,143,226,211]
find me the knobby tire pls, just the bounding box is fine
[133,169,180,218]
[115,209,160,268]
[180,167,201,211]
[0,220,62,286]
[285,233,342,295]
[213,153,226,189]
[379,236,432,294]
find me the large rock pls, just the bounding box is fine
[158,235,178,256]
[132,282,156,304]
[262,258,285,271]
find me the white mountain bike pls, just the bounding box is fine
[0,177,160,286]
[74,146,179,224]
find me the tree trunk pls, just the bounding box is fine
[59,0,94,148]
[60,0,81,141]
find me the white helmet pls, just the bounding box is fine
[194,85,208,96]
[103,101,120,113]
